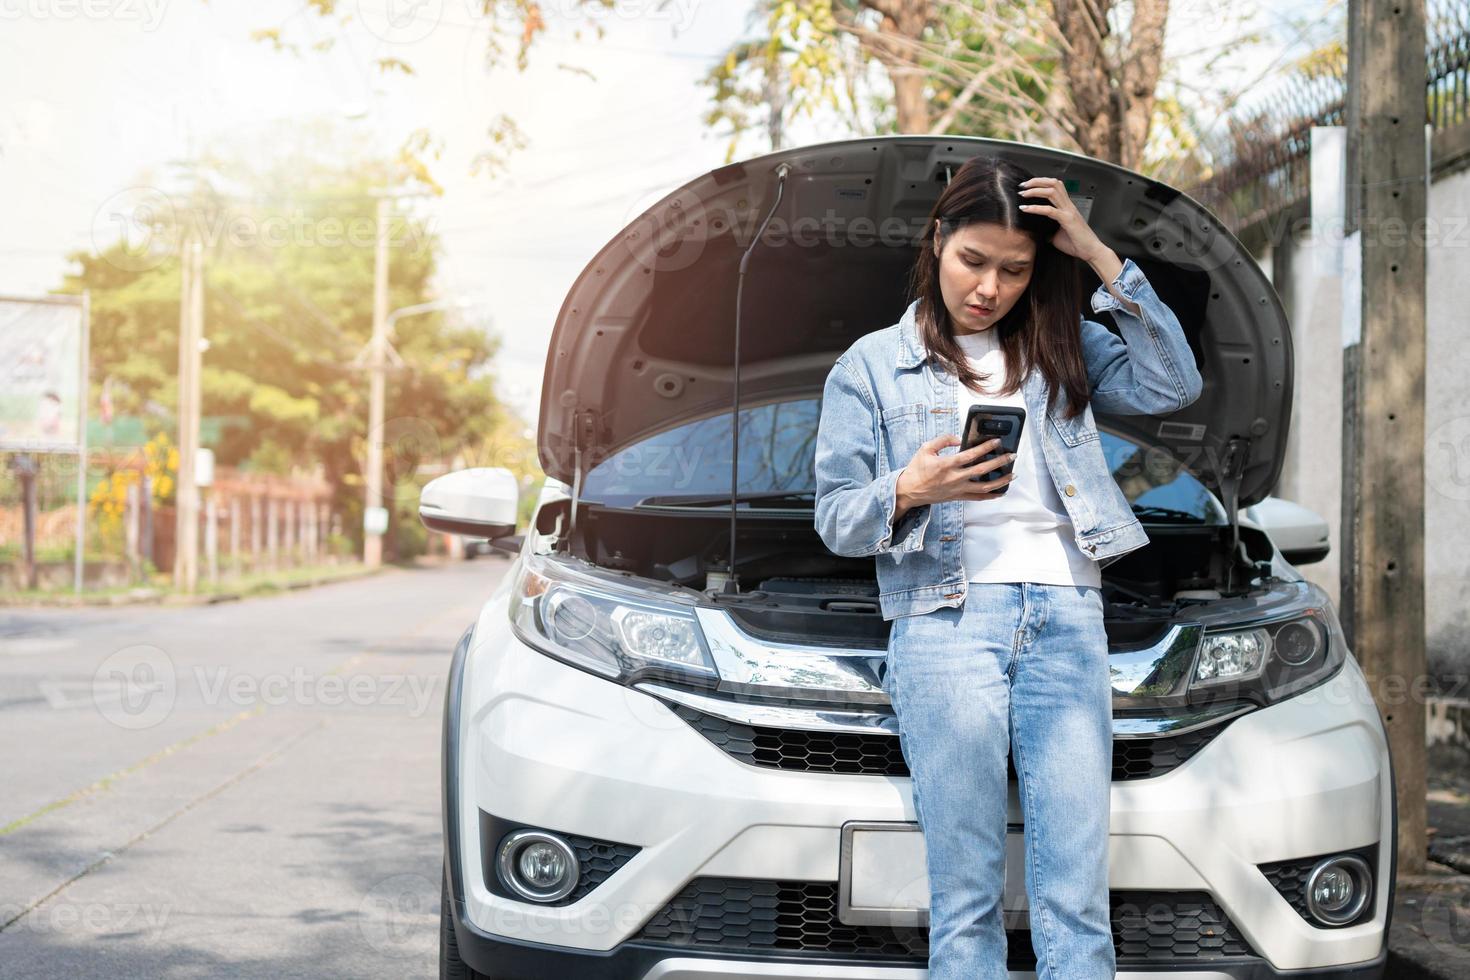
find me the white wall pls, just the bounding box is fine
[1423,164,1470,679]
[1274,129,1349,608]
[1266,128,1470,680]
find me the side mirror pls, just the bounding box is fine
[1239,496,1330,566]
[419,468,519,539]
[490,534,525,555]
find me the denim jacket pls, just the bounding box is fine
[813,258,1204,620]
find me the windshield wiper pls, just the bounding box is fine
[636,490,816,508]
[1131,504,1203,523]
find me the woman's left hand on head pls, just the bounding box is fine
[1018,176,1107,263]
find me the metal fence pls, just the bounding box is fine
[1191,0,1470,236]
[1,447,345,594]
[1429,1,1470,129]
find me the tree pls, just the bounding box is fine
[55,118,534,554]
[1052,0,1169,169]
[705,0,1282,176]
[705,0,1054,150]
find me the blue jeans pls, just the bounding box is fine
[883,582,1116,979]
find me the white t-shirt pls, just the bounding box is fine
[952,327,1101,588]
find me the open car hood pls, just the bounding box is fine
[538,136,1291,508]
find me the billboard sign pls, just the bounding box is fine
[0,296,86,452]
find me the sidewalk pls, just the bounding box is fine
[0,554,479,608]
[0,560,383,607]
[1388,742,1470,979]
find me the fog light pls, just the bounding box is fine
[1304,854,1372,926]
[496,830,580,903]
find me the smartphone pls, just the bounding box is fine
[960,404,1026,491]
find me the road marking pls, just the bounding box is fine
[0,562,493,934]
[0,706,266,839]
[0,713,322,935]
[0,637,76,656]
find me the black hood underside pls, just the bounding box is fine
[539,135,1292,508]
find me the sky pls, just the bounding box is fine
[0,0,1331,432]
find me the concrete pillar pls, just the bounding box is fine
[229,496,241,576]
[205,496,218,586]
[124,481,140,570]
[304,500,317,562]
[251,494,264,569]
[293,500,305,562]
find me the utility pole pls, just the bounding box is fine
[363,196,391,568]
[1342,0,1428,875]
[174,237,204,592]
[73,289,90,594]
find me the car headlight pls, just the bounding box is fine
[1191,606,1343,704]
[508,552,718,686]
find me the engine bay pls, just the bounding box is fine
[540,500,1282,647]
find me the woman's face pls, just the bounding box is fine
[932,219,1036,335]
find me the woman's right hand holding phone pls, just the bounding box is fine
[893,434,1016,522]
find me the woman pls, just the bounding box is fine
[812,155,1203,979]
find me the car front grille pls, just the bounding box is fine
[1259,843,1379,927]
[671,704,1225,782]
[562,837,643,905]
[639,878,925,959]
[634,877,1259,966]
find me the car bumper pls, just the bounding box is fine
[444,902,1389,980]
[444,596,1394,979]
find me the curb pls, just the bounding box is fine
[0,587,168,608]
[0,565,385,608]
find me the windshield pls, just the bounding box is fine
[580,398,818,508]
[579,396,1227,524]
[1099,431,1229,524]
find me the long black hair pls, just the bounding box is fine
[906,154,1090,419]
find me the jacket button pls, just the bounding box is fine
[1064,484,1076,496]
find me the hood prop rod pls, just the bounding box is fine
[720,161,792,594]
[1218,436,1249,593]
[568,408,597,543]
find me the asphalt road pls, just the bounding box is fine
[0,557,507,979]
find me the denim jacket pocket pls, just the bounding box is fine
[879,402,927,474]
[1046,400,1099,447]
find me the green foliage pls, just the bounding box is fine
[54,118,534,550]
[704,0,1066,158]
[703,0,1271,182]
[390,474,428,562]
[247,386,320,427]
[517,475,545,530]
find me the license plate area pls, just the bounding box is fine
[837,820,1029,928]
